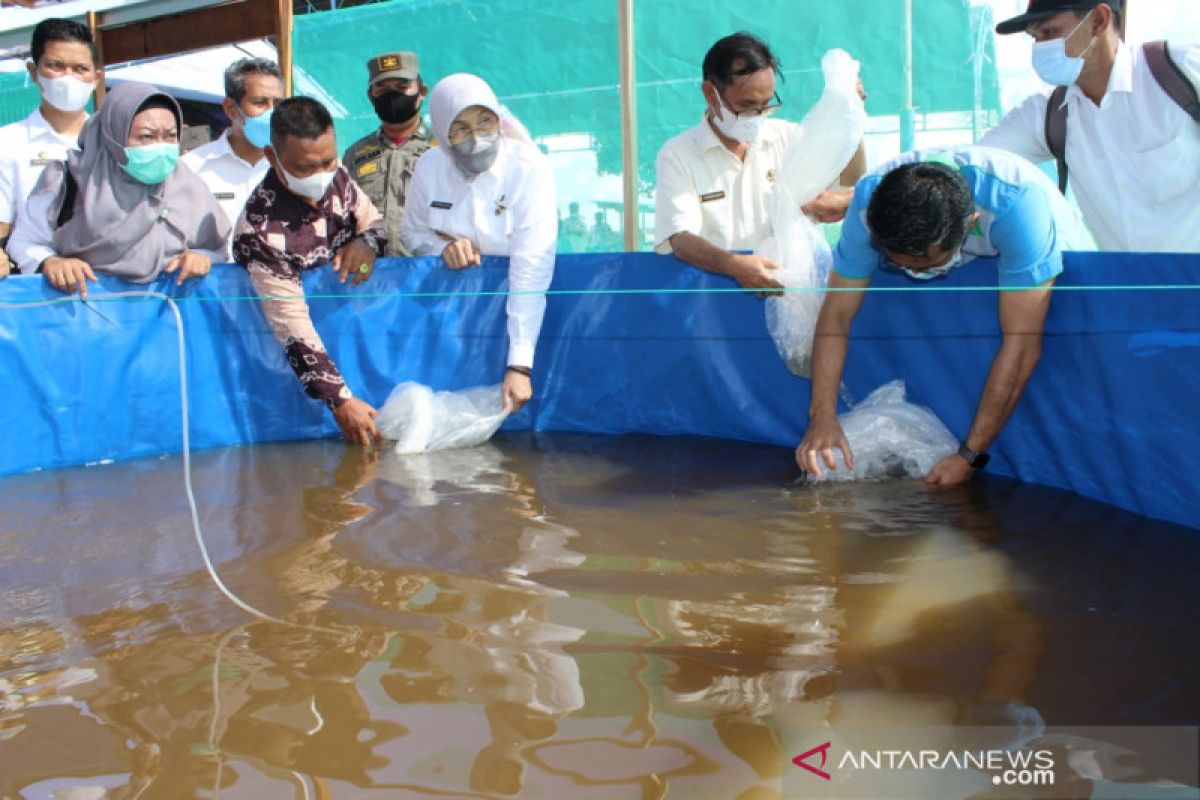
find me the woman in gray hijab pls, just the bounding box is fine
[8,81,231,297]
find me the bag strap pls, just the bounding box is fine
[1043,86,1070,193]
[1143,40,1200,123]
[55,170,78,229]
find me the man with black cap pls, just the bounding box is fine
[979,0,1199,252]
[342,51,433,256]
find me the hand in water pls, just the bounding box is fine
[796,415,854,478]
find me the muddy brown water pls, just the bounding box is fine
[1,434,1197,799]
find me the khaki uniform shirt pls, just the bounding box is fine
[342,125,434,256]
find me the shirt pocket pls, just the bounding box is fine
[696,188,732,246]
[1128,132,1200,204]
[426,202,458,241]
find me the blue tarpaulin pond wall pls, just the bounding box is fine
[0,252,1197,530]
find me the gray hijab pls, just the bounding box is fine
[37,81,231,281]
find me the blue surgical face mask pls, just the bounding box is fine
[1032,10,1095,86]
[239,107,273,149]
[122,142,180,184]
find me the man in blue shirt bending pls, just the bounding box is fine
[796,146,1094,487]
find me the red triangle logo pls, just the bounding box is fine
[793,741,833,781]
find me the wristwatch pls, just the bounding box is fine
[957,442,990,469]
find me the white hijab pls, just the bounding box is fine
[428,73,532,146]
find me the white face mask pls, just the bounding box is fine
[897,248,964,281]
[37,73,94,113]
[1031,10,1095,86]
[709,92,766,143]
[279,163,337,202]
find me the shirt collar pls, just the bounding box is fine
[1064,40,1133,107]
[213,130,236,157]
[27,107,85,142]
[216,129,266,169]
[694,115,725,152]
[692,114,769,157]
[377,123,430,148]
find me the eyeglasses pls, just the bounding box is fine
[447,116,500,146]
[719,90,783,120]
[875,220,974,279]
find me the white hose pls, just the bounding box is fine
[0,291,340,633]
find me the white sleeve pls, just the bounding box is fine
[399,154,448,257]
[0,149,16,225]
[505,153,557,368]
[978,91,1055,165]
[653,138,701,254]
[179,150,202,173]
[8,184,57,274]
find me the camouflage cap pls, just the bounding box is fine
[368,52,420,85]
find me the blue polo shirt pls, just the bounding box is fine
[834,146,1095,288]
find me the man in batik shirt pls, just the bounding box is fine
[234,97,387,445]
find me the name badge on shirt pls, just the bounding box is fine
[29,158,62,167]
[213,192,236,200]
[357,161,380,178]
[431,201,453,210]
[699,190,726,203]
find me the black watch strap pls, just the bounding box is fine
[957,442,990,469]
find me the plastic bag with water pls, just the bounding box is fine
[375,382,509,454]
[757,49,868,378]
[819,380,959,482]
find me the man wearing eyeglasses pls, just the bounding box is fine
[654,32,866,291]
[795,146,1094,487]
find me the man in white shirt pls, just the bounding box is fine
[654,33,866,291]
[979,0,1200,252]
[0,18,95,278]
[181,58,284,261]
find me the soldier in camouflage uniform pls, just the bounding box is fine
[342,51,434,257]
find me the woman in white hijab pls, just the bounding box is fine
[401,73,557,414]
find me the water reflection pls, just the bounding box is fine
[0,435,1197,798]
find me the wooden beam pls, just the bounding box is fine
[87,10,106,107]
[618,0,639,252]
[277,0,293,95]
[97,0,278,66]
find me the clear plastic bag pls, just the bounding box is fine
[819,380,958,482]
[375,382,509,454]
[759,49,868,378]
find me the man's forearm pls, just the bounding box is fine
[839,141,868,187]
[808,311,851,421]
[965,337,1042,452]
[668,232,736,278]
[248,265,352,410]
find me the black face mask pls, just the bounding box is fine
[371,90,421,125]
